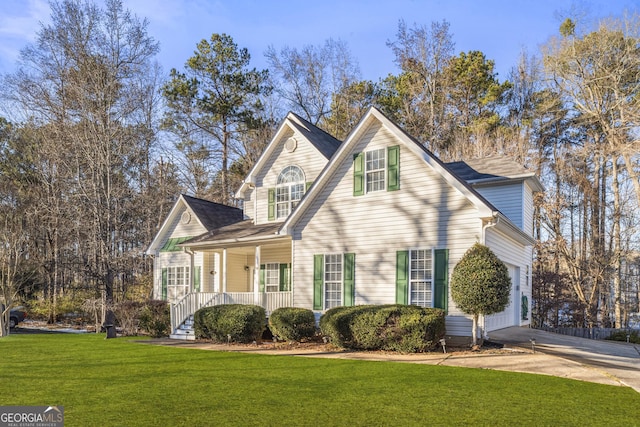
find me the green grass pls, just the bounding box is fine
[1,333,638,426]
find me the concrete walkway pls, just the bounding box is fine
[488,326,640,393]
[146,327,640,393]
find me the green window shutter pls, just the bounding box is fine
[313,255,324,310]
[161,268,168,300]
[396,251,409,304]
[259,264,265,292]
[267,188,276,221]
[387,145,400,191]
[434,249,449,311]
[353,152,364,196]
[194,266,201,292]
[306,181,313,191]
[343,253,355,306]
[279,263,291,291]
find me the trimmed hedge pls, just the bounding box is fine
[320,305,445,353]
[269,307,317,342]
[194,304,266,343]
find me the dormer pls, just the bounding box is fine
[236,112,341,225]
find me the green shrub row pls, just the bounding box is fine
[194,304,266,343]
[319,305,445,353]
[269,307,317,342]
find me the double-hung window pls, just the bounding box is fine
[396,249,448,310]
[324,254,343,309]
[275,166,305,219]
[313,253,356,310]
[365,148,386,192]
[409,249,433,307]
[353,146,400,195]
[265,263,280,293]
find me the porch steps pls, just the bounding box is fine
[169,316,196,341]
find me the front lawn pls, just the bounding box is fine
[1,333,638,426]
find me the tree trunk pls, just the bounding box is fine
[612,157,623,328]
[472,314,479,346]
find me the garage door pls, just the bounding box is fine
[485,265,519,332]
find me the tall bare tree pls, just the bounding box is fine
[266,38,360,129]
[2,0,161,331]
[385,19,455,153]
[542,15,640,327]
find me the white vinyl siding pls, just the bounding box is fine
[292,121,480,316]
[251,130,330,224]
[475,183,524,229]
[483,226,532,331]
[523,181,535,236]
[152,204,209,301]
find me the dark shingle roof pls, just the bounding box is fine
[185,220,282,245]
[288,112,342,159]
[445,156,535,183]
[182,195,244,231]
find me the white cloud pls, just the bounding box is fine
[0,0,51,73]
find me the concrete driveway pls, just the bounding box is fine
[489,327,640,393]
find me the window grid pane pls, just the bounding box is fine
[167,266,190,288]
[265,263,279,293]
[276,186,289,218]
[324,254,342,309]
[365,149,386,192]
[276,166,305,218]
[410,250,432,307]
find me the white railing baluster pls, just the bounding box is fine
[170,291,293,335]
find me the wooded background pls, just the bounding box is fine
[1,0,638,330]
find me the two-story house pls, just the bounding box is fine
[146,107,542,341]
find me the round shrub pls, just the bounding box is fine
[269,307,317,342]
[320,304,445,353]
[194,304,266,343]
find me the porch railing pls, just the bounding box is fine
[170,291,293,334]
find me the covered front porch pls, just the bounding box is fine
[171,221,293,339]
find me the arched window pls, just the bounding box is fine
[276,166,305,218]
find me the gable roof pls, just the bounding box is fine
[181,194,244,230]
[236,112,341,198]
[447,157,544,191]
[287,112,342,159]
[281,106,499,233]
[281,107,536,245]
[146,195,243,254]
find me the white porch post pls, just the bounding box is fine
[222,248,228,293]
[254,245,261,305]
[185,248,195,293]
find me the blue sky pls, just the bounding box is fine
[0,0,635,81]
